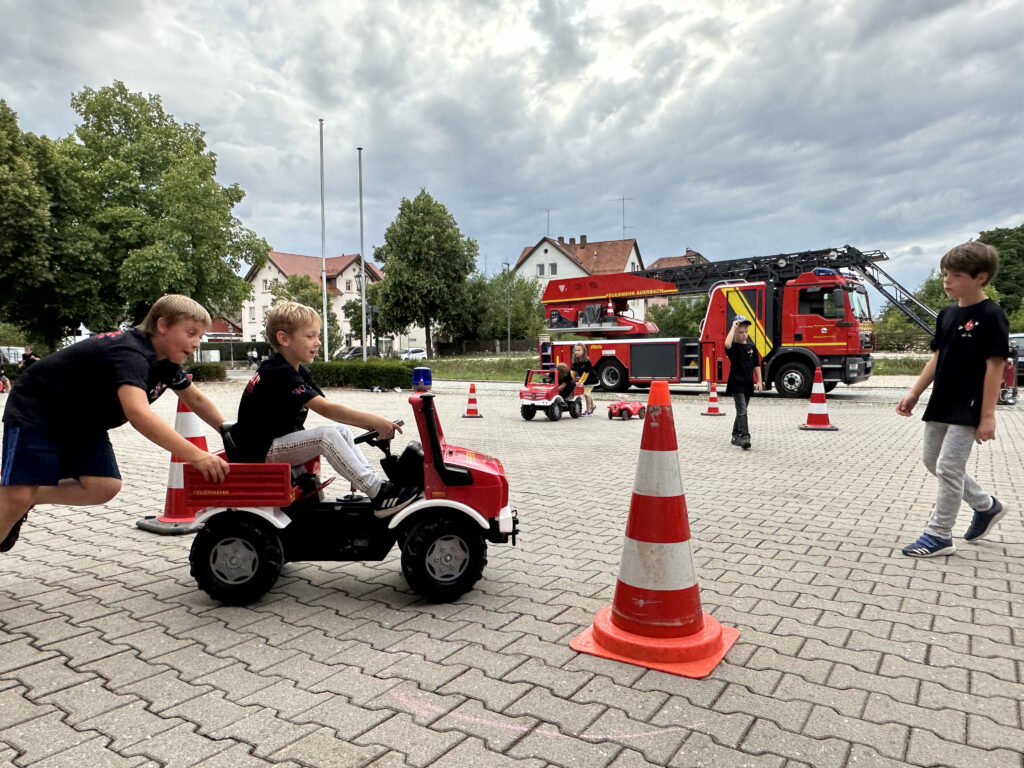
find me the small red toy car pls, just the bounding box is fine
[607,400,646,420]
[519,368,585,421]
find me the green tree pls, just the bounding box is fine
[372,190,478,358]
[269,275,341,358]
[875,268,1000,334]
[647,295,709,338]
[65,81,268,324]
[979,224,1024,316]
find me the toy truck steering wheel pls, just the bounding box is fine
[354,419,403,450]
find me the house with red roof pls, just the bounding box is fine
[241,251,385,349]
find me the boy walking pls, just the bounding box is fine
[896,242,1009,557]
[724,315,762,449]
[1,295,230,552]
[231,301,419,515]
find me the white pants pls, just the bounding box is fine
[265,426,382,497]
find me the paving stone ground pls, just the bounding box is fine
[1,379,1022,768]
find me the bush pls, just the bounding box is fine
[310,360,415,389]
[186,362,228,382]
[3,363,19,382]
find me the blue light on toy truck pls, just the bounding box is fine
[413,367,432,392]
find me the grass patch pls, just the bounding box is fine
[427,353,536,382]
[873,357,928,376]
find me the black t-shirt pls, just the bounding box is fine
[232,352,324,462]
[725,340,761,397]
[923,299,1009,426]
[558,370,575,400]
[571,358,594,385]
[2,329,190,438]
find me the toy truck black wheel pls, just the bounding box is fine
[637,407,646,420]
[400,513,487,602]
[547,401,563,421]
[607,408,614,419]
[569,398,583,418]
[190,514,283,606]
[598,361,629,393]
[521,405,537,420]
[774,361,813,398]
[620,408,631,420]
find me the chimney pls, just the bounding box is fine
[580,235,587,247]
[558,236,565,244]
[569,237,576,246]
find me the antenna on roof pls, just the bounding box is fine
[610,196,637,240]
[540,208,558,236]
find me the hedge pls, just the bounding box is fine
[186,362,228,382]
[310,359,415,389]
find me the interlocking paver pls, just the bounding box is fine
[2,382,1021,766]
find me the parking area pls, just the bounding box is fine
[1,381,1022,767]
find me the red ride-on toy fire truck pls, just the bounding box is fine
[519,368,585,421]
[607,400,646,420]
[183,391,517,606]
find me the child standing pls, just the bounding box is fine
[1,295,230,552]
[230,301,419,516]
[724,316,762,449]
[571,343,595,415]
[897,242,1009,557]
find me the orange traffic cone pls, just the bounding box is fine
[136,394,208,534]
[799,366,838,431]
[462,383,483,418]
[701,379,725,416]
[570,382,739,678]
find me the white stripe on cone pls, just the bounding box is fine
[167,461,184,489]
[175,410,204,438]
[633,450,684,497]
[619,539,697,591]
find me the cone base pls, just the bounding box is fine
[136,516,200,535]
[569,605,739,679]
[799,424,838,431]
[462,414,483,418]
[700,411,726,416]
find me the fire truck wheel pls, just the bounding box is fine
[190,514,283,606]
[547,401,563,421]
[637,407,646,420]
[598,361,629,392]
[400,513,487,602]
[774,362,813,398]
[569,398,583,418]
[520,405,537,420]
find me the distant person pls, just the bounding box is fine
[570,343,595,415]
[230,301,419,516]
[19,346,40,370]
[724,315,762,449]
[896,242,1008,557]
[1,296,230,554]
[247,347,258,369]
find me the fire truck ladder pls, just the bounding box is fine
[640,244,937,335]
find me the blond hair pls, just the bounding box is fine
[556,362,570,378]
[265,301,321,350]
[139,295,211,335]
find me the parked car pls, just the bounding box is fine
[340,346,380,360]
[331,346,353,360]
[398,347,427,361]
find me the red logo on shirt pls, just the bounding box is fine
[964,319,975,331]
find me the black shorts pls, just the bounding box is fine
[1,424,121,486]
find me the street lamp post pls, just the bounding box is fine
[503,262,512,356]
[357,147,366,362]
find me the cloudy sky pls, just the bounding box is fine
[2,0,1021,300]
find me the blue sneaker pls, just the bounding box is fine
[901,533,955,558]
[964,497,1006,542]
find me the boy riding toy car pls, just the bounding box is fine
[518,368,585,421]
[183,389,517,605]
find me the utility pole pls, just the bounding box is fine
[539,208,558,236]
[357,147,366,362]
[503,262,512,356]
[318,119,329,360]
[610,196,637,240]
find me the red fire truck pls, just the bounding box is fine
[540,245,933,397]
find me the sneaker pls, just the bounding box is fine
[730,435,741,446]
[901,533,955,558]
[740,435,751,450]
[964,497,1006,542]
[1,510,29,553]
[372,482,420,518]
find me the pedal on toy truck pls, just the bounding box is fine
[183,392,517,605]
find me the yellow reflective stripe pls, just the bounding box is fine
[726,289,772,357]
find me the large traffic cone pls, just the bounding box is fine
[136,394,208,534]
[570,382,739,678]
[799,366,838,431]
[462,383,483,418]
[701,357,725,416]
